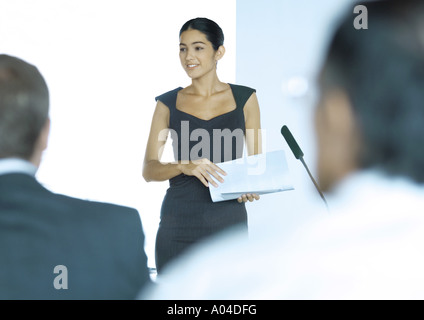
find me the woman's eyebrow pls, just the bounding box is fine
[179,41,207,46]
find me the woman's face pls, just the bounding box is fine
[179,29,222,79]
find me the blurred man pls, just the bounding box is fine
[142,0,424,299]
[0,54,150,299]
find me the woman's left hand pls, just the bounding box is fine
[237,193,260,203]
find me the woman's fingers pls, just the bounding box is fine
[193,159,226,187]
[183,159,227,188]
[237,194,248,203]
[205,164,225,184]
[193,165,220,188]
[193,170,211,188]
[200,168,219,188]
[210,162,227,177]
[188,159,263,201]
[237,193,261,203]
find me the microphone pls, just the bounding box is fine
[281,125,328,209]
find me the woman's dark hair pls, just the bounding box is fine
[179,18,224,51]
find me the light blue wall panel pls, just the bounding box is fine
[236,0,354,235]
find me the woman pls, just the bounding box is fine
[143,17,262,274]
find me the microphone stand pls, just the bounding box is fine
[281,125,329,211]
[298,156,328,209]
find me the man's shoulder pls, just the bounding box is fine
[53,192,140,217]
[1,173,142,226]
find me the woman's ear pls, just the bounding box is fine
[215,45,226,62]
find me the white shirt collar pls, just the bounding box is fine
[326,169,424,214]
[0,158,37,177]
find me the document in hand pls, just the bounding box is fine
[209,150,294,202]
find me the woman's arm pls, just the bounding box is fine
[142,101,181,182]
[244,92,262,156]
[238,92,263,203]
[142,101,226,187]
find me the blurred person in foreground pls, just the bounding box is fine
[0,54,150,300]
[141,0,424,299]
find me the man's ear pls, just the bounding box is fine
[30,117,50,168]
[321,89,356,137]
[315,88,361,192]
[39,117,51,152]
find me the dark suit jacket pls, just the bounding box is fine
[0,173,151,300]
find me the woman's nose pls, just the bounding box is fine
[185,49,195,60]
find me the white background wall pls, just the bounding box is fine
[0,0,236,268]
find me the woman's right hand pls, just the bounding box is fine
[178,158,226,188]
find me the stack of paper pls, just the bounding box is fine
[209,150,294,202]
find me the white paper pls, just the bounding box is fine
[209,150,294,202]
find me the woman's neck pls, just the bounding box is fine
[189,69,226,97]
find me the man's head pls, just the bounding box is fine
[0,54,50,167]
[316,0,424,192]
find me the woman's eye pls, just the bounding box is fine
[195,47,204,51]
[180,48,186,52]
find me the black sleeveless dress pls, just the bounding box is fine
[154,84,256,273]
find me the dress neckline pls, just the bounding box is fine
[175,83,238,122]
